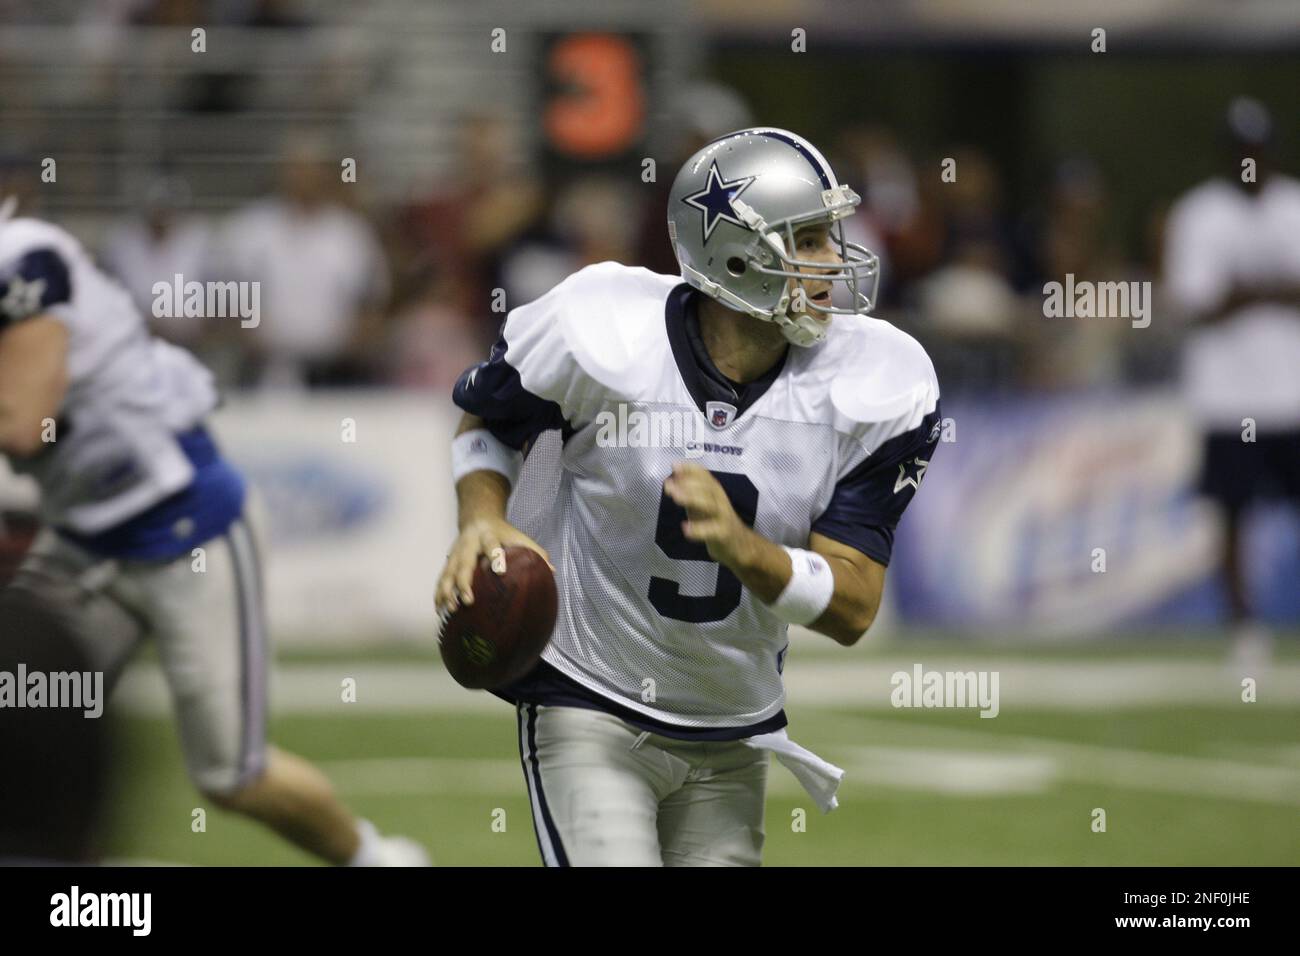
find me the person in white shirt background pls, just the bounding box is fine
[1163,96,1300,672]
[101,174,212,347]
[220,133,391,388]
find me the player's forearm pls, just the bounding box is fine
[0,317,68,457]
[717,524,790,603]
[720,528,878,646]
[452,414,511,528]
[455,470,510,528]
[810,559,882,645]
[0,388,44,457]
[0,411,46,457]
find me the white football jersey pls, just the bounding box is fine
[456,262,940,730]
[0,215,219,533]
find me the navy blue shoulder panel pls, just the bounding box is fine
[452,333,569,450]
[0,247,73,328]
[811,403,942,566]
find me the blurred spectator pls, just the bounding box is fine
[1040,160,1116,276]
[916,249,1020,339]
[243,0,312,29]
[498,175,642,306]
[882,160,948,301]
[385,268,484,391]
[1026,157,1131,389]
[180,1,313,113]
[399,111,544,329]
[839,126,921,236]
[101,173,212,346]
[131,0,203,26]
[0,154,44,219]
[1163,96,1300,668]
[220,132,390,387]
[912,249,1026,395]
[938,146,1024,281]
[835,125,921,301]
[912,146,1024,392]
[820,141,891,312]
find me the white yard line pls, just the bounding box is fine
[316,733,1300,807]
[314,754,1057,800]
[831,718,1300,806]
[112,657,1300,716]
[787,658,1300,709]
[321,756,523,795]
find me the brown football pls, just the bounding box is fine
[438,546,558,690]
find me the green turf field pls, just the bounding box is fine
[102,635,1300,866]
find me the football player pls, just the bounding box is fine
[437,128,941,866]
[0,199,427,866]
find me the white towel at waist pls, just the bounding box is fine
[742,728,843,813]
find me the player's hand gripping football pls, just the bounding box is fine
[436,517,553,614]
[663,462,753,569]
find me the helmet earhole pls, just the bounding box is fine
[726,257,746,276]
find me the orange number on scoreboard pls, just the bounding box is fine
[544,33,645,159]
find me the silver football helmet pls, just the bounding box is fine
[667,127,880,347]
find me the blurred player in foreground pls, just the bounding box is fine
[1164,97,1300,673]
[437,128,941,865]
[0,199,427,866]
[0,588,112,865]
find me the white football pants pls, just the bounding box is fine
[515,702,769,866]
[14,505,269,796]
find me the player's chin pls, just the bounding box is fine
[798,293,834,324]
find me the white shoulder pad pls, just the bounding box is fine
[0,217,81,266]
[823,317,940,446]
[502,261,680,422]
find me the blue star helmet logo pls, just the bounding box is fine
[682,160,756,244]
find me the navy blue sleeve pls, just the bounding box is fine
[451,332,569,451]
[810,403,942,566]
[0,248,73,329]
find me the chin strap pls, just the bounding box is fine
[754,291,825,347]
[767,309,826,347]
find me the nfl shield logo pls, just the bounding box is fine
[706,401,736,430]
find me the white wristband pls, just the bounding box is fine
[769,547,835,626]
[451,429,523,487]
